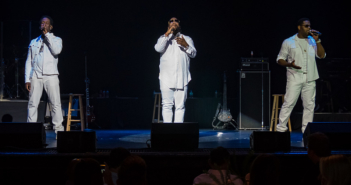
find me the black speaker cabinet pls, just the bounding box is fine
[57,131,96,153]
[151,122,199,150]
[239,71,270,129]
[303,122,351,150]
[250,131,290,152]
[0,122,46,149]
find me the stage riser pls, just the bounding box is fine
[0,101,45,122]
[290,113,351,130]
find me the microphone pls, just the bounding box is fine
[310,30,322,36]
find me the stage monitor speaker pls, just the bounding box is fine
[0,122,46,149]
[303,122,351,150]
[57,131,96,153]
[151,122,199,150]
[250,131,290,152]
[239,71,270,129]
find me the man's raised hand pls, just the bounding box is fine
[175,36,189,48]
[165,25,176,37]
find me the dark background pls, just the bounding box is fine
[1,0,350,108]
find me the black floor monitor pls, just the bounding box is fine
[151,122,199,150]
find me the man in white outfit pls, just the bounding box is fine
[25,15,64,135]
[154,17,197,123]
[276,18,326,133]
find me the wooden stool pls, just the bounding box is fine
[66,94,85,131]
[270,94,292,132]
[152,92,163,123]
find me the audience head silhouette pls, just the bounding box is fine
[1,114,13,122]
[117,155,147,185]
[74,158,104,185]
[320,155,351,185]
[249,154,280,185]
[209,146,231,169]
[307,132,331,164]
[108,147,131,169]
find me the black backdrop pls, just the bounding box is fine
[1,0,350,103]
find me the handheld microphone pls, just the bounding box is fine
[310,30,322,36]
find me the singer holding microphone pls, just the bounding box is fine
[154,17,197,123]
[25,15,64,137]
[276,18,326,133]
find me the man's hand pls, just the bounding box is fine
[165,25,176,37]
[289,60,302,69]
[25,82,31,91]
[42,26,49,35]
[175,36,189,48]
[310,29,320,42]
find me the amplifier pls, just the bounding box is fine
[241,58,269,71]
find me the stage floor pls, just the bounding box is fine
[46,129,305,149]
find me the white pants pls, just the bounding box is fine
[160,81,188,123]
[27,74,64,133]
[277,72,316,133]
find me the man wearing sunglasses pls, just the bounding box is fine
[276,18,326,133]
[154,17,197,123]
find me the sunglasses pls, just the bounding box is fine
[301,25,311,28]
[169,19,180,23]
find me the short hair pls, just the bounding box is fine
[307,132,331,157]
[297,18,310,26]
[250,154,280,185]
[210,146,230,166]
[40,15,54,26]
[107,147,131,168]
[320,155,351,185]
[1,114,13,122]
[118,155,147,185]
[74,158,104,185]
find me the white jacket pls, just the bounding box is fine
[155,32,196,89]
[25,33,62,83]
[277,34,326,82]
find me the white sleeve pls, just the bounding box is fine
[154,34,172,53]
[45,33,62,56]
[276,40,289,62]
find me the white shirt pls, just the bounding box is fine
[25,32,62,83]
[296,37,308,72]
[193,169,243,185]
[155,32,197,89]
[35,36,46,78]
[276,34,326,82]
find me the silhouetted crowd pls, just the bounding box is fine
[64,132,351,185]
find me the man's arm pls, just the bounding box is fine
[184,37,196,58]
[155,26,175,53]
[278,59,301,69]
[24,43,32,91]
[176,36,197,58]
[44,33,62,56]
[276,40,301,69]
[311,30,326,58]
[154,35,171,53]
[315,42,326,58]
